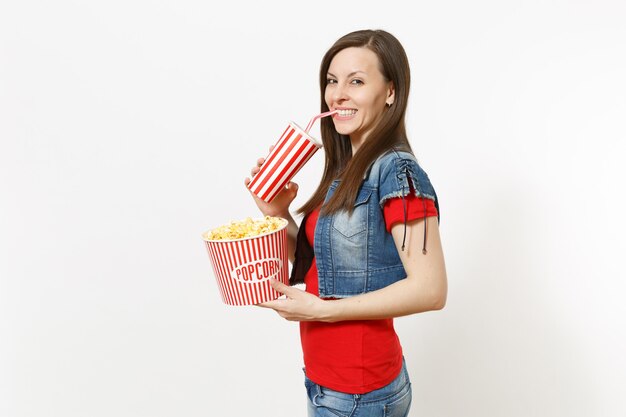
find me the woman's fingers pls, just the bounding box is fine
[249,157,265,177]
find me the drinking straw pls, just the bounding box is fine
[304,109,338,133]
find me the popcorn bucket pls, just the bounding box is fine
[246,121,322,203]
[202,218,289,306]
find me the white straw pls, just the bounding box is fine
[304,110,338,133]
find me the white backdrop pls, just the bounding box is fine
[2,1,625,416]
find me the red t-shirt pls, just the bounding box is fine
[300,194,438,393]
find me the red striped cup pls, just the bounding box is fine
[247,122,322,203]
[202,218,289,306]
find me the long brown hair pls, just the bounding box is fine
[299,29,413,216]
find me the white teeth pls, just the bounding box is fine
[337,109,357,116]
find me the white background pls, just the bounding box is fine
[2,1,625,416]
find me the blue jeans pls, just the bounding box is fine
[304,359,412,417]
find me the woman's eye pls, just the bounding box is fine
[326,78,337,85]
[351,79,364,85]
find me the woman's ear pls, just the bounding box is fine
[386,82,395,106]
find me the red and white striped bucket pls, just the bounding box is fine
[247,122,322,203]
[202,219,289,306]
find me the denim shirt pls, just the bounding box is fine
[290,149,439,299]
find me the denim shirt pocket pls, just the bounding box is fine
[331,188,372,239]
[328,187,373,276]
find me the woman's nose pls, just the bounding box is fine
[331,82,348,104]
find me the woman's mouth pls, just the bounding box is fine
[334,109,357,119]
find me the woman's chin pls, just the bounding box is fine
[333,125,354,137]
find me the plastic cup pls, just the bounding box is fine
[202,218,289,306]
[247,122,321,203]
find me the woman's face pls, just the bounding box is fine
[325,47,394,148]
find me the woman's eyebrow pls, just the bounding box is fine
[327,71,367,78]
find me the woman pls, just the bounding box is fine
[245,29,447,417]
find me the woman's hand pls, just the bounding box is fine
[244,145,299,218]
[258,279,332,322]
[244,146,301,262]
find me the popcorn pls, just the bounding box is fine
[204,216,286,241]
[202,215,289,305]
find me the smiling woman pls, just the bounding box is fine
[244,29,447,417]
[325,47,395,151]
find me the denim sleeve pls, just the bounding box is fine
[378,153,438,208]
